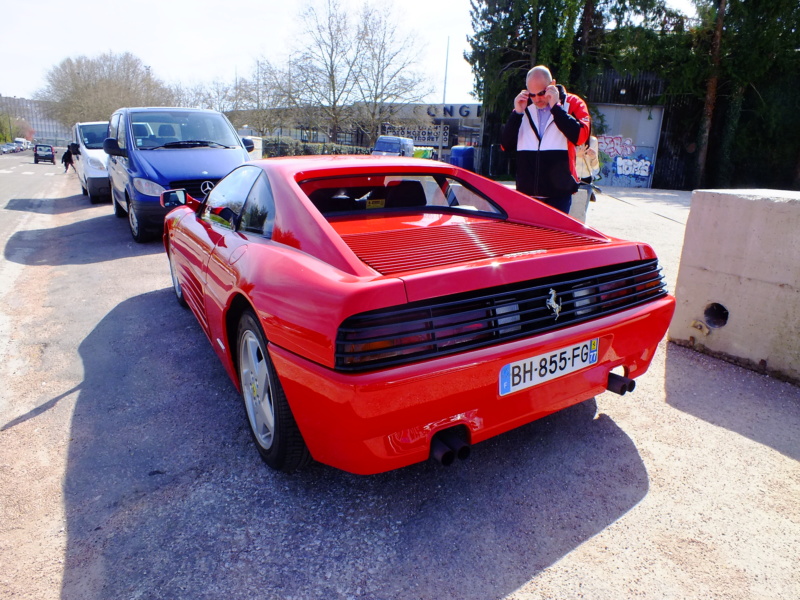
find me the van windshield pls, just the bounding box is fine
[79,123,109,150]
[130,111,240,149]
[373,139,401,153]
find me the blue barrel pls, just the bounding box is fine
[449,146,475,171]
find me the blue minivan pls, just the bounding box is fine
[103,107,254,242]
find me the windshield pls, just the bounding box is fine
[130,110,240,149]
[373,139,401,153]
[79,123,108,150]
[299,174,504,217]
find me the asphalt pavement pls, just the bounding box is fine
[1,153,798,600]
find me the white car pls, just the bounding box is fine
[71,121,110,203]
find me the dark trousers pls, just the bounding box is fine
[539,194,572,214]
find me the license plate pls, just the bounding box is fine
[499,338,599,396]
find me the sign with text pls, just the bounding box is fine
[383,124,450,147]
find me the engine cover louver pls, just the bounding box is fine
[340,221,606,275]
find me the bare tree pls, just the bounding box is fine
[351,3,431,146]
[170,82,212,109]
[236,59,295,135]
[34,52,175,126]
[290,0,361,142]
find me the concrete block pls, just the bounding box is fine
[668,189,800,384]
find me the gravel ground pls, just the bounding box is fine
[0,163,798,600]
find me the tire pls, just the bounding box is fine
[237,310,311,472]
[167,248,188,308]
[127,201,150,243]
[81,183,88,196]
[34,158,38,164]
[113,196,126,218]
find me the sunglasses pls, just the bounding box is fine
[528,89,548,97]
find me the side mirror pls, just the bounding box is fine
[242,137,255,153]
[160,189,187,209]
[69,142,80,155]
[103,138,127,157]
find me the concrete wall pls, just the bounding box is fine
[668,189,800,384]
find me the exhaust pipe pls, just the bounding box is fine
[439,428,471,461]
[430,428,471,466]
[607,372,636,395]
[431,437,456,466]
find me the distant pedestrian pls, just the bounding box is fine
[61,148,75,173]
[501,65,591,214]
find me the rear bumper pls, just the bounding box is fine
[270,296,675,475]
[86,177,110,197]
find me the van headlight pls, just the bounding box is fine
[133,178,166,197]
[88,157,106,170]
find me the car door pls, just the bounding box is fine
[170,166,261,338]
[107,113,128,206]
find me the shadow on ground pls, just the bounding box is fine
[4,195,105,216]
[665,342,800,461]
[4,211,162,266]
[59,290,650,600]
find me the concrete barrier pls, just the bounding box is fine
[668,189,800,384]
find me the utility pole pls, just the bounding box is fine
[438,37,449,162]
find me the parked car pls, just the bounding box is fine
[371,135,415,157]
[160,156,676,475]
[34,144,56,164]
[103,107,254,242]
[70,121,110,203]
[1,143,16,154]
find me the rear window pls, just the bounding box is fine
[36,145,52,152]
[298,174,504,217]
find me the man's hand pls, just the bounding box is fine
[514,89,529,114]
[545,81,559,108]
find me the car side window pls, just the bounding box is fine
[116,115,126,150]
[202,166,261,229]
[239,173,276,237]
[109,114,120,141]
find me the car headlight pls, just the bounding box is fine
[133,178,166,197]
[88,157,106,170]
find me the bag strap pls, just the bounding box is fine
[523,107,541,142]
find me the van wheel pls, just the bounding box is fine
[127,201,149,243]
[81,183,88,196]
[113,197,125,218]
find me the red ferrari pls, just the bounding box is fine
[161,156,675,475]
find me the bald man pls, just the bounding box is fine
[501,65,591,214]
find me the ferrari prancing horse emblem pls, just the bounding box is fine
[546,288,562,320]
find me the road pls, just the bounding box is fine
[1,150,798,600]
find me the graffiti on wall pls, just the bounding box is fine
[596,134,654,188]
[597,135,636,159]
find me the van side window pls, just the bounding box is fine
[239,173,276,238]
[109,114,120,141]
[117,115,127,150]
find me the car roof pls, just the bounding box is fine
[115,106,224,114]
[252,155,459,180]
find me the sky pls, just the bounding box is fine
[2,0,697,106]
